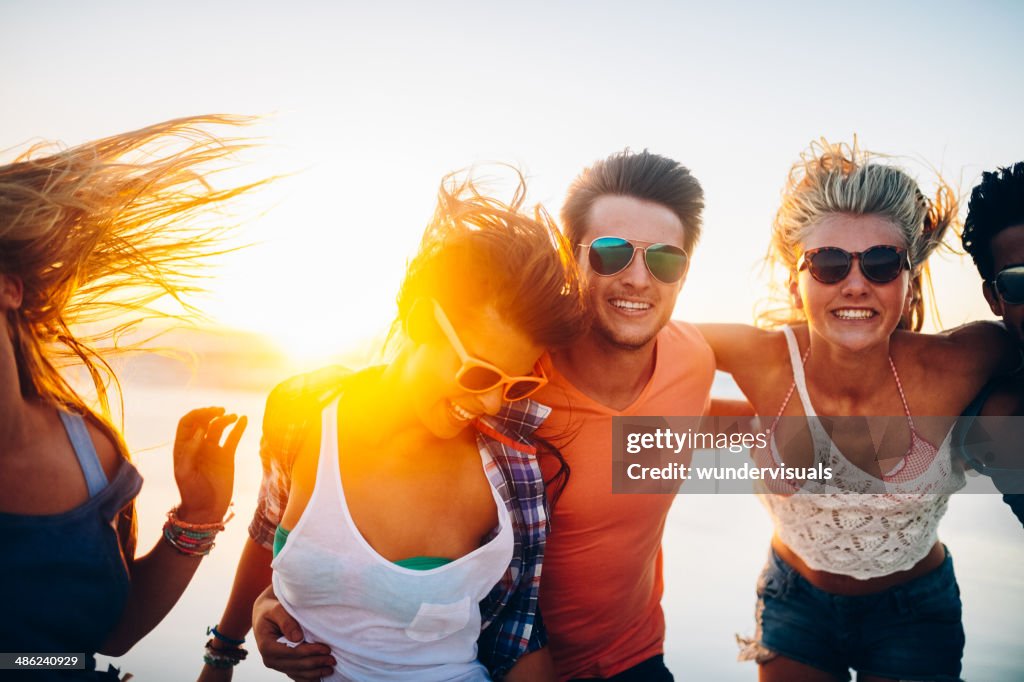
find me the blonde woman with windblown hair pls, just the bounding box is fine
[0,116,260,680]
[697,141,1014,682]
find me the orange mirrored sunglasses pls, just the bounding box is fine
[431,299,548,401]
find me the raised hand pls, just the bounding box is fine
[174,407,247,524]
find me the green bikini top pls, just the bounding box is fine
[274,526,453,570]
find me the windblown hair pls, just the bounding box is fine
[396,169,589,349]
[0,114,265,559]
[395,169,590,498]
[759,139,957,332]
[561,148,705,256]
[962,161,1024,280]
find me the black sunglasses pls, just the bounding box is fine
[579,236,688,284]
[991,264,1024,305]
[797,246,911,284]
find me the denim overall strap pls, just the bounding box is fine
[59,411,109,497]
[1,412,141,667]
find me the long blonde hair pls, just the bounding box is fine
[758,139,957,331]
[0,114,265,559]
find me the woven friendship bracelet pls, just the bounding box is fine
[162,505,235,556]
[207,625,245,646]
[163,523,217,556]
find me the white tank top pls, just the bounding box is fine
[752,326,965,580]
[271,398,514,681]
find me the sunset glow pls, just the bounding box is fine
[3,2,1021,364]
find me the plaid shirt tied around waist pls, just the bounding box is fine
[248,366,551,679]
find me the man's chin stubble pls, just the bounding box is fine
[594,323,657,352]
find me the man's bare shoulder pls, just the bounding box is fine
[667,319,716,350]
[264,365,352,431]
[981,374,1024,417]
[666,319,715,360]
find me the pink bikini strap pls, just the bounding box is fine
[768,343,812,435]
[887,355,915,428]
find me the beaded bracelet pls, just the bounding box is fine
[163,524,217,556]
[203,638,248,669]
[162,506,231,557]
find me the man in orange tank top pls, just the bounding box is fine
[536,150,715,681]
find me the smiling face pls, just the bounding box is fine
[408,302,544,439]
[578,195,687,350]
[792,214,912,353]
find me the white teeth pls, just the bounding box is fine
[833,309,875,320]
[611,299,652,311]
[449,402,475,421]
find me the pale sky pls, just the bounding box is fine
[4,0,1023,363]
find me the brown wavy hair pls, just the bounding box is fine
[0,114,267,561]
[395,168,590,349]
[561,148,705,255]
[757,139,957,332]
[394,168,590,499]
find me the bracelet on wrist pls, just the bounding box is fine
[207,624,245,646]
[203,638,247,668]
[163,523,217,556]
[163,505,232,557]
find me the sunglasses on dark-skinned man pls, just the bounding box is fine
[579,236,689,284]
[797,245,911,285]
[431,299,548,401]
[990,264,1024,305]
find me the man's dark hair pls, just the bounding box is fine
[561,149,704,256]
[963,161,1024,280]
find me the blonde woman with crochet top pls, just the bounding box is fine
[697,140,1016,682]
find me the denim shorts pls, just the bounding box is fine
[739,547,964,681]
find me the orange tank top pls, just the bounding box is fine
[536,321,715,679]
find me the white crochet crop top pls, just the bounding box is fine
[751,327,965,580]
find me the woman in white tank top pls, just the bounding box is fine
[201,171,589,682]
[697,140,1016,682]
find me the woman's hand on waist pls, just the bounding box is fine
[253,585,336,681]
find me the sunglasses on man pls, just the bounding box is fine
[797,245,911,285]
[431,299,548,401]
[990,264,1024,305]
[579,236,689,284]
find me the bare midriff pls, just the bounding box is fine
[771,534,945,596]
